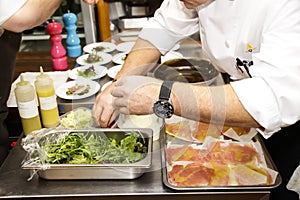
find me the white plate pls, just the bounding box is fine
[56,80,100,100]
[120,36,138,42]
[76,52,112,66]
[107,65,123,79]
[116,42,135,52]
[161,51,183,63]
[101,81,112,92]
[112,53,128,65]
[69,65,108,80]
[83,42,116,53]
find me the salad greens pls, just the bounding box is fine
[60,108,93,129]
[77,65,97,78]
[85,50,103,64]
[43,131,147,164]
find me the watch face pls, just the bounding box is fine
[153,100,174,118]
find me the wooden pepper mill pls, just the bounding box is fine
[63,11,82,58]
[46,20,68,71]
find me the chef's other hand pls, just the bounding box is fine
[112,76,162,115]
[83,0,99,4]
[93,82,119,128]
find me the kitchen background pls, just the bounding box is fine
[7,0,164,147]
[19,0,163,52]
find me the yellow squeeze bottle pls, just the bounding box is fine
[35,66,59,128]
[14,75,42,135]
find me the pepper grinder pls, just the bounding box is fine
[63,11,82,58]
[46,20,68,71]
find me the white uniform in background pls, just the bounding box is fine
[139,0,300,138]
[0,0,27,25]
[0,0,27,37]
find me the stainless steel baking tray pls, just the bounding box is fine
[22,128,153,180]
[161,132,282,191]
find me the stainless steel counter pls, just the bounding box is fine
[0,137,271,200]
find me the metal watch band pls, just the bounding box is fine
[159,81,174,101]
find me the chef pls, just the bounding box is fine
[93,0,300,199]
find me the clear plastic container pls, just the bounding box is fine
[15,75,42,135]
[35,66,59,128]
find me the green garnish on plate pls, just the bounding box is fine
[77,66,97,78]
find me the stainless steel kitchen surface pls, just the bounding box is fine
[0,134,271,200]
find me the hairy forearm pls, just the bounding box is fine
[2,0,62,32]
[114,38,161,80]
[171,82,260,128]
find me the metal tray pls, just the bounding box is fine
[22,128,153,180]
[161,132,282,191]
[153,58,219,85]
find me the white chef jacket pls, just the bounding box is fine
[0,0,27,25]
[139,0,300,138]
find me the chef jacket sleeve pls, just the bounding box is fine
[139,0,199,55]
[0,0,27,25]
[231,0,300,138]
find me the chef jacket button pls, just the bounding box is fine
[225,41,230,48]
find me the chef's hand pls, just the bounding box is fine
[93,82,119,128]
[112,76,162,115]
[83,0,99,4]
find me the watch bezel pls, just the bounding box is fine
[153,100,174,118]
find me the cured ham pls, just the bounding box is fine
[201,141,261,165]
[220,126,251,136]
[168,164,215,186]
[165,145,203,165]
[66,84,90,96]
[166,141,261,165]
[165,120,194,142]
[165,116,256,143]
[167,162,272,186]
[165,120,220,143]
[165,139,276,187]
[192,122,220,142]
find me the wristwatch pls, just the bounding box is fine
[153,81,174,118]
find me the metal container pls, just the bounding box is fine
[160,132,282,191]
[153,58,220,85]
[22,128,153,180]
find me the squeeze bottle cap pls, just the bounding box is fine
[35,66,54,86]
[16,74,29,87]
[36,66,51,80]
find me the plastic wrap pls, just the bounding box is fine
[165,115,257,143]
[21,128,153,180]
[287,165,300,198]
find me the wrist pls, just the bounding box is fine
[153,81,174,118]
